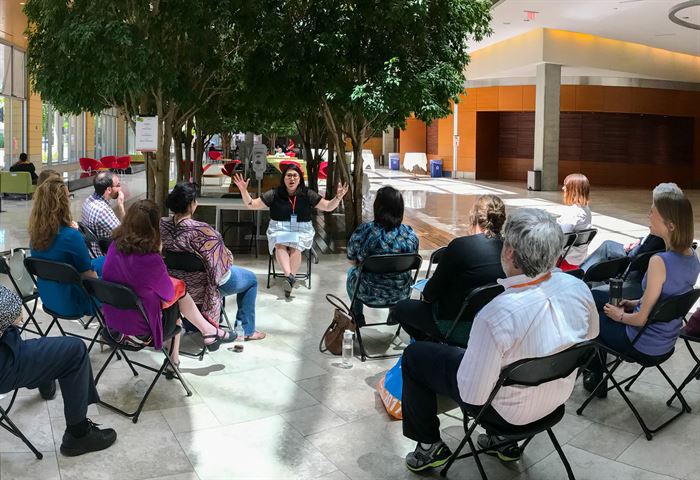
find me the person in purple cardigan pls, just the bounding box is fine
[102,200,235,369]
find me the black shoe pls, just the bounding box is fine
[477,434,521,462]
[405,441,453,472]
[60,419,117,457]
[39,380,56,400]
[283,275,294,298]
[583,371,607,398]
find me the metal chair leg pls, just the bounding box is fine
[548,429,575,480]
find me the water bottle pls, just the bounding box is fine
[233,323,245,352]
[609,278,623,307]
[341,330,354,368]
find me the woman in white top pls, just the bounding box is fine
[557,173,592,271]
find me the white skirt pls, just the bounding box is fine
[267,219,315,254]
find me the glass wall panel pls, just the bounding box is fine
[12,50,24,99]
[94,108,117,158]
[0,45,10,96]
[10,97,23,161]
[0,96,5,167]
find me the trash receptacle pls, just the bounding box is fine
[430,159,443,178]
[389,153,400,171]
[527,170,541,191]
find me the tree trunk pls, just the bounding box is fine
[146,151,156,201]
[193,127,208,196]
[222,132,232,158]
[185,118,194,181]
[174,131,184,181]
[326,142,335,200]
[350,136,365,229]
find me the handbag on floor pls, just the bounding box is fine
[319,294,355,355]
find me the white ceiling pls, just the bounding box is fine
[470,0,700,57]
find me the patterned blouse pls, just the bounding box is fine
[0,286,21,337]
[347,221,419,306]
[160,217,233,324]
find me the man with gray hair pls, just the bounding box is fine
[579,182,683,271]
[402,208,598,472]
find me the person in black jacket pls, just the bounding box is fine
[9,153,38,185]
[391,194,506,345]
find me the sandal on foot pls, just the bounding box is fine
[203,329,236,352]
[245,331,267,341]
[164,361,180,380]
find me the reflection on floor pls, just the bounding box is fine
[0,168,698,479]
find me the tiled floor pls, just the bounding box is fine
[0,169,699,479]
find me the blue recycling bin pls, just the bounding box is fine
[389,153,400,171]
[430,159,443,178]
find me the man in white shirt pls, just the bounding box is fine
[403,208,599,472]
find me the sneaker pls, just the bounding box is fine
[477,434,521,462]
[405,441,452,472]
[583,371,607,398]
[39,380,56,400]
[60,419,117,457]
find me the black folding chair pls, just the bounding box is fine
[620,250,664,299]
[350,253,422,361]
[577,289,700,440]
[162,250,233,360]
[221,193,258,258]
[83,278,192,423]
[267,247,319,290]
[23,257,104,351]
[441,283,504,347]
[425,246,447,279]
[0,249,43,336]
[668,326,700,411]
[557,229,598,268]
[0,390,42,459]
[441,341,597,479]
[77,221,111,256]
[581,256,630,285]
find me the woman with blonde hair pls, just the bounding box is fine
[585,191,700,396]
[391,194,506,345]
[557,173,592,271]
[29,178,103,318]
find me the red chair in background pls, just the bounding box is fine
[221,160,241,176]
[279,160,301,172]
[318,161,328,180]
[114,156,131,174]
[100,156,117,170]
[80,157,107,174]
[208,151,223,161]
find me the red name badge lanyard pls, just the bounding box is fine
[289,195,298,231]
[288,195,297,214]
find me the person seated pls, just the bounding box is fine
[344,186,418,323]
[102,200,235,370]
[584,190,700,396]
[9,152,38,185]
[557,173,592,271]
[81,172,125,258]
[37,168,60,186]
[391,194,505,343]
[29,178,104,318]
[400,208,598,472]
[0,286,116,456]
[273,146,286,158]
[232,166,348,298]
[161,182,265,340]
[579,182,681,272]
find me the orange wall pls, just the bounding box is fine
[399,117,427,165]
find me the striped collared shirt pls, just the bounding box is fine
[457,270,599,425]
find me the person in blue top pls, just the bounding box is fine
[28,178,104,318]
[346,186,419,323]
[585,189,700,396]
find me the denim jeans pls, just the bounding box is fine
[219,267,258,336]
[579,240,626,271]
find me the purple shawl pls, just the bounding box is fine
[102,244,174,349]
[160,216,233,324]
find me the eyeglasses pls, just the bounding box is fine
[285,174,300,179]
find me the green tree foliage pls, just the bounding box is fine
[237,0,492,230]
[25,0,242,209]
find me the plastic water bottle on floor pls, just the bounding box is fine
[341,330,354,368]
[233,324,245,352]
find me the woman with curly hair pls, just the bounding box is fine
[391,194,506,346]
[29,177,103,317]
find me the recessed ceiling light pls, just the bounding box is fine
[19,1,25,4]
[503,22,511,25]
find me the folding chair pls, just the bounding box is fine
[23,258,103,351]
[0,249,43,336]
[77,221,110,256]
[350,253,422,361]
[667,327,700,411]
[267,247,319,289]
[440,283,504,347]
[576,289,700,440]
[162,250,232,360]
[83,278,192,423]
[581,256,630,285]
[425,246,447,279]
[0,390,43,459]
[620,250,664,299]
[441,341,596,479]
[556,229,598,268]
